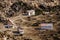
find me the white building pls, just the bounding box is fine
[17,27,24,34]
[3,36,7,40]
[27,10,35,16]
[23,10,35,16]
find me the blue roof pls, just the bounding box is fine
[5,25,12,28]
[35,23,53,30]
[40,23,53,30]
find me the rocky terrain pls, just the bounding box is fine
[0,0,60,40]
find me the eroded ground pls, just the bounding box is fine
[0,0,60,40]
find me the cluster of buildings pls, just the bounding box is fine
[0,0,60,40]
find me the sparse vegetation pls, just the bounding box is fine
[0,0,60,40]
[35,9,43,16]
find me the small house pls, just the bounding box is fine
[35,23,53,31]
[13,27,24,36]
[22,10,35,16]
[40,23,53,30]
[27,10,35,16]
[3,36,7,40]
[12,31,20,36]
[17,27,24,34]
[12,30,24,36]
[4,24,12,28]
[4,20,13,28]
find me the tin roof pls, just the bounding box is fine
[40,23,53,30]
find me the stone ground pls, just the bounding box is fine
[0,0,60,40]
